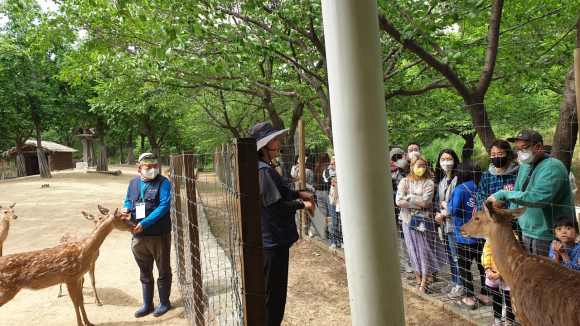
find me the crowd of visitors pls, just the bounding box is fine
[262,127,577,326]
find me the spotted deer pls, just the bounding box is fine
[57,211,105,306]
[460,200,580,326]
[0,206,135,326]
[0,203,17,257]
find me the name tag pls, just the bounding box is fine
[136,203,146,220]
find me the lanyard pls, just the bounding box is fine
[140,181,150,201]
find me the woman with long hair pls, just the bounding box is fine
[396,155,442,293]
[433,149,463,297]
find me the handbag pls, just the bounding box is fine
[407,179,430,232]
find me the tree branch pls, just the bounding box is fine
[385,79,450,101]
[474,0,504,96]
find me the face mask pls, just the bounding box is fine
[491,156,509,168]
[408,151,420,160]
[518,150,533,164]
[440,161,454,171]
[396,158,406,169]
[414,167,426,177]
[142,168,158,179]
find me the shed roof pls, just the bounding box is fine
[2,140,78,156]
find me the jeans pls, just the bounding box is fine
[447,233,461,286]
[328,202,342,245]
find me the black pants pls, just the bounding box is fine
[522,235,551,257]
[131,233,173,284]
[457,242,489,298]
[490,287,514,322]
[263,246,290,326]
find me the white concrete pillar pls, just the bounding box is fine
[320,1,406,325]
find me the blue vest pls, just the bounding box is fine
[128,175,171,236]
[259,161,299,248]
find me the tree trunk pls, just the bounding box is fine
[127,134,135,165]
[552,67,578,172]
[140,134,146,154]
[96,133,108,172]
[119,142,125,164]
[467,100,497,153]
[461,131,477,161]
[31,110,51,178]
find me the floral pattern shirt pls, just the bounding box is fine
[396,177,435,225]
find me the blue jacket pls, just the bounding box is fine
[259,161,299,249]
[448,180,480,244]
[124,175,171,236]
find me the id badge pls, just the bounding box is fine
[136,203,146,220]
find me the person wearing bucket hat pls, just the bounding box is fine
[121,153,173,318]
[248,122,315,326]
[489,129,574,257]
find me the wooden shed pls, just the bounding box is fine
[1,140,78,175]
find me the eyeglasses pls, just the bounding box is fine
[515,143,537,153]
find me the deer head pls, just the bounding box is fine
[98,206,135,232]
[460,200,526,238]
[0,203,17,220]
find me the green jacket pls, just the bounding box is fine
[494,156,574,241]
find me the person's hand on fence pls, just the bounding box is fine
[434,212,445,224]
[487,195,497,203]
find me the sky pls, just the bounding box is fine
[1,0,59,26]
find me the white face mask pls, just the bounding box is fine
[142,168,158,179]
[518,150,534,164]
[440,161,454,171]
[408,151,420,160]
[396,158,406,169]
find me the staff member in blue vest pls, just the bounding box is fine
[248,122,315,326]
[121,153,172,318]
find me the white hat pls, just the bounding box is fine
[138,153,158,164]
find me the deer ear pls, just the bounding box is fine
[98,205,109,215]
[492,200,505,209]
[510,207,527,220]
[112,208,119,218]
[482,200,497,219]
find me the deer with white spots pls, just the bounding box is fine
[460,200,580,326]
[0,203,17,257]
[57,211,105,306]
[0,206,135,326]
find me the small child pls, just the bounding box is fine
[550,215,580,271]
[482,235,517,326]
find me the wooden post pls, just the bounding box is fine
[299,120,307,237]
[575,48,580,144]
[234,138,267,326]
[183,150,204,325]
[171,153,186,284]
[9,161,13,179]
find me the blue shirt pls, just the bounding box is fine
[448,180,479,244]
[549,241,580,271]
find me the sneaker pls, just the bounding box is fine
[330,243,337,249]
[340,243,345,249]
[447,285,464,299]
[308,230,313,237]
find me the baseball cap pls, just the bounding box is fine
[507,129,543,143]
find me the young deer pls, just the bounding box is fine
[460,200,580,326]
[57,211,106,306]
[0,206,135,326]
[0,203,17,257]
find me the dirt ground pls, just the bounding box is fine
[0,166,474,326]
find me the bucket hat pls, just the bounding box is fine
[248,122,289,151]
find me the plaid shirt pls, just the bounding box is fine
[476,171,517,211]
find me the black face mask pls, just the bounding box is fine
[491,156,509,169]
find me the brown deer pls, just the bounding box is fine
[57,211,105,306]
[0,203,17,257]
[460,200,580,326]
[0,206,135,326]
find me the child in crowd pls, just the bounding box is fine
[482,235,517,326]
[550,215,580,271]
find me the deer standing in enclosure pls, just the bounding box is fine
[0,203,17,257]
[0,206,135,326]
[57,211,105,306]
[460,200,580,326]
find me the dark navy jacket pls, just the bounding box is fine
[126,175,172,236]
[259,161,300,249]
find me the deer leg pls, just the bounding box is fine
[88,262,101,306]
[66,279,93,326]
[58,283,63,298]
[0,243,3,257]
